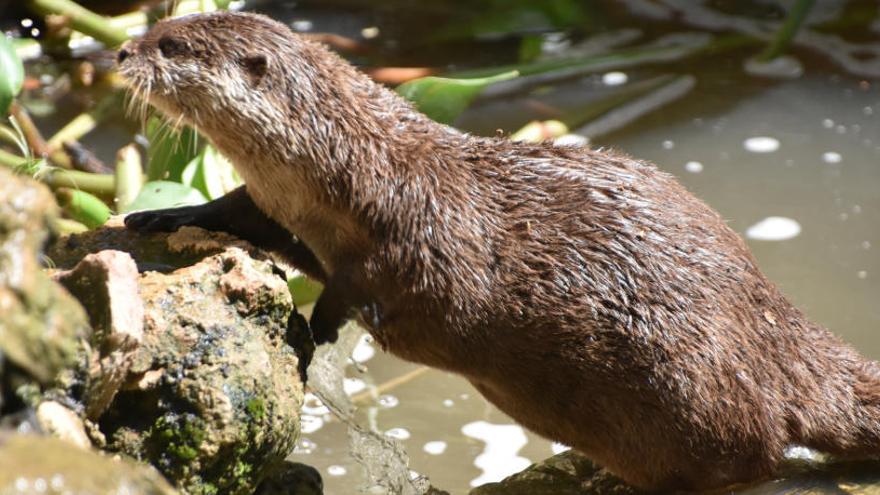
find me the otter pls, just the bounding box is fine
[118,12,880,491]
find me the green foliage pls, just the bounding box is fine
[288,275,324,306]
[0,35,24,116]
[124,181,207,213]
[181,145,242,201]
[146,118,201,182]
[396,71,518,124]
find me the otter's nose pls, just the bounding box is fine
[117,41,133,63]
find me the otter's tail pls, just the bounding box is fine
[803,359,880,459]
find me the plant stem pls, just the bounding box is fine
[9,101,51,160]
[757,0,816,62]
[46,94,120,153]
[0,148,26,168]
[41,167,115,196]
[26,0,130,47]
[114,144,143,212]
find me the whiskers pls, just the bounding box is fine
[122,75,154,129]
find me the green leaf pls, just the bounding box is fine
[0,35,25,115]
[396,71,518,125]
[288,275,324,307]
[181,145,241,200]
[124,181,207,213]
[146,117,201,182]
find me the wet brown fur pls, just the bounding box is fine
[118,12,880,490]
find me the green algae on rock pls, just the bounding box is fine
[0,433,179,495]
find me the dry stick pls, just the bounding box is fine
[350,366,431,406]
[9,102,51,160]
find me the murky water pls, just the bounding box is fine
[10,0,879,493]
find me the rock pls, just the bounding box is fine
[0,169,90,388]
[49,222,311,495]
[468,451,637,495]
[53,250,144,419]
[255,461,324,495]
[0,432,178,494]
[468,450,880,495]
[35,400,91,450]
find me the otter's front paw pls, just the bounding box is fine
[124,208,197,232]
[308,298,343,345]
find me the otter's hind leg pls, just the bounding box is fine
[125,186,326,281]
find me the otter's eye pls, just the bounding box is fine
[158,36,186,58]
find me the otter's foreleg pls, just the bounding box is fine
[309,267,381,345]
[124,186,326,281]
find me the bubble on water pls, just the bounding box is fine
[822,118,835,128]
[34,478,47,493]
[684,161,703,173]
[50,475,64,490]
[301,415,324,434]
[378,394,399,408]
[294,438,317,454]
[743,136,779,153]
[864,106,874,116]
[443,399,455,407]
[302,392,330,416]
[835,125,847,134]
[862,241,871,250]
[327,465,347,476]
[459,393,470,400]
[423,441,448,455]
[352,334,375,363]
[822,152,842,164]
[14,478,28,491]
[551,442,571,455]
[291,19,313,31]
[746,217,801,241]
[858,271,868,279]
[840,213,849,221]
[853,205,862,214]
[601,71,628,86]
[385,427,411,440]
[361,26,380,39]
[662,140,675,150]
[462,421,531,487]
[343,377,366,396]
[21,18,33,28]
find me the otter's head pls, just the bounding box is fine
[117,12,306,138]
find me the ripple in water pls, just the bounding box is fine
[461,421,531,487]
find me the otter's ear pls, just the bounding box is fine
[243,54,269,85]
